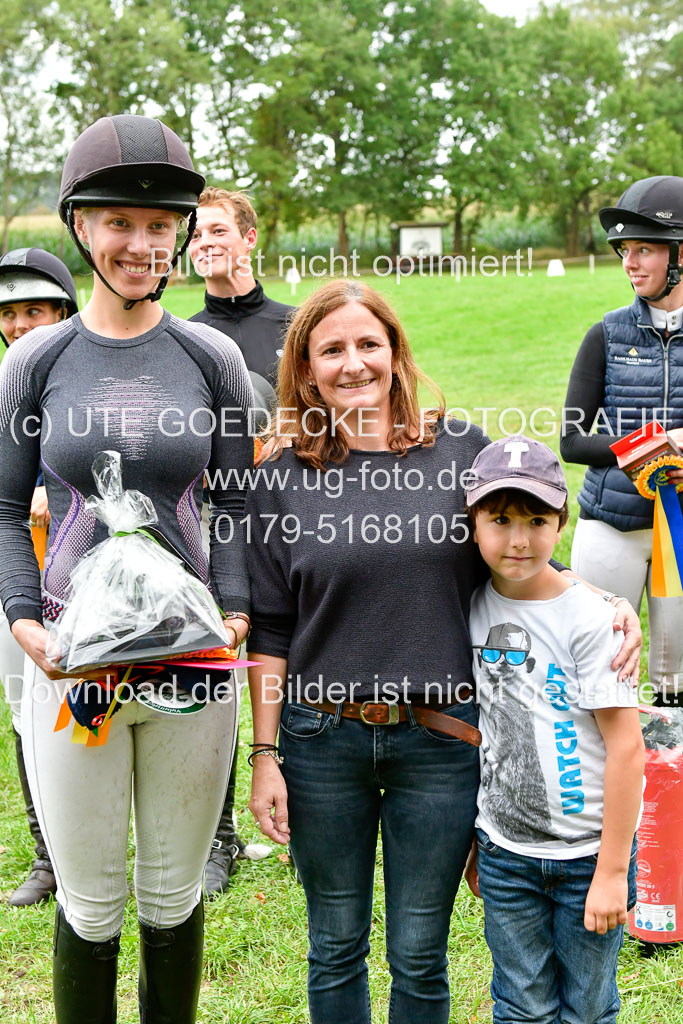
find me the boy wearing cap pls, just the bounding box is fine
[464,435,644,1024]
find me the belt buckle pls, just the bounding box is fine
[359,701,399,726]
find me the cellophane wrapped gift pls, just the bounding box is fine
[46,451,227,672]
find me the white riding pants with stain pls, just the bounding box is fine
[0,607,27,732]
[571,516,683,694]
[21,659,239,941]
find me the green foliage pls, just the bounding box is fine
[2,0,682,260]
[50,0,212,144]
[476,211,564,251]
[3,224,89,276]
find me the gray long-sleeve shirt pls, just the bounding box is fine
[0,310,253,627]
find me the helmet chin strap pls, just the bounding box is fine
[66,208,197,311]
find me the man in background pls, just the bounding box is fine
[189,188,293,421]
[189,189,294,896]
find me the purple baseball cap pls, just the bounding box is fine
[465,435,568,509]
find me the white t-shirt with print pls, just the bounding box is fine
[470,580,638,860]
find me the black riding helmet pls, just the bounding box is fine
[599,176,683,302]
[58,115,205,309]
[0,248,78,315]
[0,249,78,347]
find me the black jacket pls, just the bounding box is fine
[189,281,293,386]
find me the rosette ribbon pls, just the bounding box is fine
[635,457,683,597]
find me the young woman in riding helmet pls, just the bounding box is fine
[561,175,683,706]
[0,115,253,1023]
[0,247,78,346]
[0,249,78,907]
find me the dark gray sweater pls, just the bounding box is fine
[0,310,253,627]
[246,422,491,701]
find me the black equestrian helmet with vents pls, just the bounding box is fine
[58,115,204,219]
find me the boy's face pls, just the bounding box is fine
[473,505,563,589]
[188,203,256,280]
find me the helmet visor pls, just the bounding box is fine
[0,273,73,307]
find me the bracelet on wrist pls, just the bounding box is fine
[223,610,252,637]
[247,748,284,767]
[224,624,238,649]
[602,592,627,606]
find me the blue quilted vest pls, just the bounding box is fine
[577,296,683,531]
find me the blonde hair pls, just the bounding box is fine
[271,280,445,470]
[197,188,257,236]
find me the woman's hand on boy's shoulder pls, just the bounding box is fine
[608,599,641,684]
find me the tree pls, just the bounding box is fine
[51,0,211,151]
[522,6,627,256]
[565,0,683,195]
[0,21,63,251]
[439,1,535,252]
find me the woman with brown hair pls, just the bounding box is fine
[246,280,640,1024]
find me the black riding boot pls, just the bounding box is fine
[203,733,244,898]
[138,902,204,1023]
[53,904,119,1023]
[9,727,57,907]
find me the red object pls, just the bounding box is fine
[628,706,683,942]
[610,420,682,481]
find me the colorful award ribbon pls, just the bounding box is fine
[53,649,260,747]
[635,457,683,597]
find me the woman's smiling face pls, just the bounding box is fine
[75,206,180,300]
[615,239,676,298]
[305,301,395,437]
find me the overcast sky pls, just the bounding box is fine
[481,0,544,21]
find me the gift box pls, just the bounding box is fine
[611,424,683,596]
[610,421,683,497]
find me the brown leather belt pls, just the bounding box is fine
[299,694,481,747]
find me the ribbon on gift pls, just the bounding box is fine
[54,665,135,747]
[53,649,260,747]
[635,457,683,597]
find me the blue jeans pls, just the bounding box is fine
[476,829,638,1024]
[279,699,480,1024]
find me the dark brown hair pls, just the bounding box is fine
[467,488,569,528]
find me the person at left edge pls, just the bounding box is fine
[189,186,294,896]
[0,248,78,907]
[0,115,253,1024]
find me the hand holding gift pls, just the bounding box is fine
[46,451,229,672]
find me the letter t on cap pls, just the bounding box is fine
[504,441,529,467]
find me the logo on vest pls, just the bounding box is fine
[628,347,638,356]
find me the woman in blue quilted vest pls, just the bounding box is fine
[561,176,683,706]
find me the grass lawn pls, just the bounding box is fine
[1,264,682,1022]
